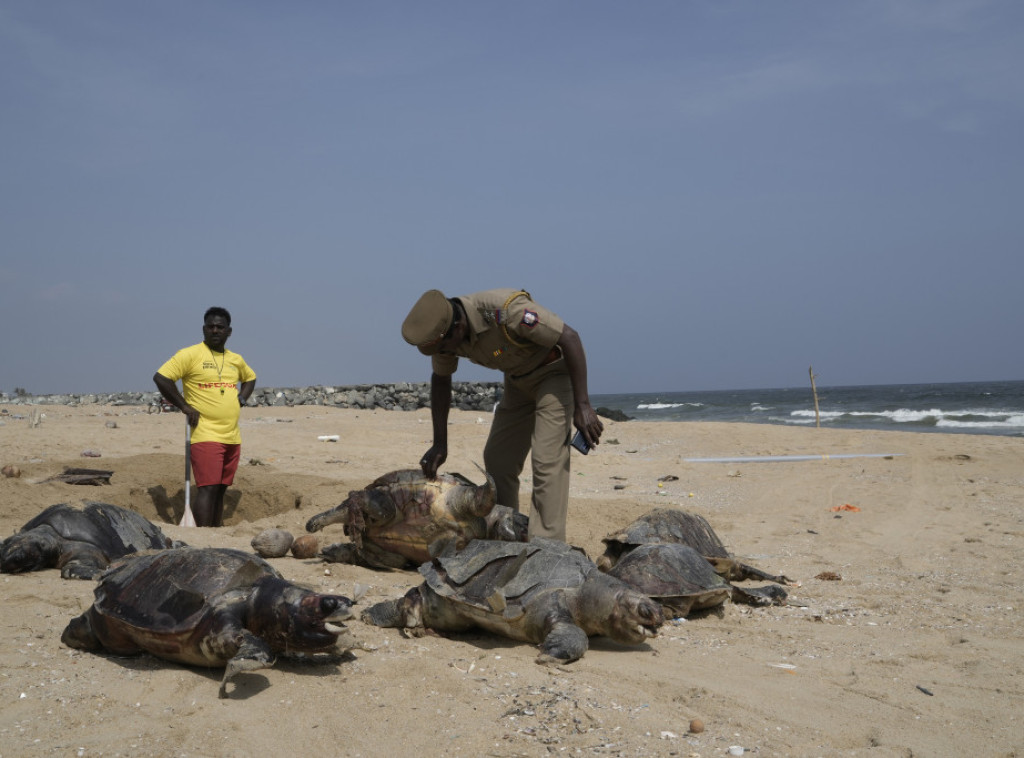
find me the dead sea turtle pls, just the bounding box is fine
[361,538,663,664]
[61,547,355,698]
[1,501,179,580]
[598,508,793,605]
[306,469,528,569]
[606,543,732,618]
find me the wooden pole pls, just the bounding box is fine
[809,366,821,428]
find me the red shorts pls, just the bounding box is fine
[190,442,241,487]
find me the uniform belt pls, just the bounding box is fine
[511,347,562,378]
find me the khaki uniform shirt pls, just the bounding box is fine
[431,289,564,377]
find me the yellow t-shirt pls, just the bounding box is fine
[156,342,256,444]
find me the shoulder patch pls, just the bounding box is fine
[479,308,511,325]
[520,310,539,328]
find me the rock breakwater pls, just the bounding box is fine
[0,382,503,413]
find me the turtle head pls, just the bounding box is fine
[577,571,664,645]
[1,528,62,574]
[247,577,354,654]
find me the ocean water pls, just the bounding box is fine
[592,380,1024,437]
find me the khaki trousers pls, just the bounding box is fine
[483,361,573,541]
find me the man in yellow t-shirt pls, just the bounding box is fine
[154,307,256,527]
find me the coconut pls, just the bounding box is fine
[250,529,294,558]
[290,534,320,559]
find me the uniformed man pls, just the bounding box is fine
[401,288,603,541]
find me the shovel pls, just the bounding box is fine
[180,422,197,527]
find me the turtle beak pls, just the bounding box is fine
[1,537,43,573]
[636,598,664,639]
[320,595,354,633]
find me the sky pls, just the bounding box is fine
[2,0,1022,396]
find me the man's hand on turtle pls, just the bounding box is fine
[419,446,447,479]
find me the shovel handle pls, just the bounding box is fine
[180,421,196,527]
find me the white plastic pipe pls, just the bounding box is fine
[684,453,903,463]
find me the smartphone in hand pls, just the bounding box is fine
[571,430,590,455]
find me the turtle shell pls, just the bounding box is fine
[600,508,794,597]
[359,470,496,554]
[306,469,498,565]
[17,501,173,551]
[1,501,176,576]
[599,508,730,570]
[420,538,594,617]
[91,548,280,646]
[606,543,731,618]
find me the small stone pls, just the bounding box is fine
[1,464,21,478]
[689,718,704,733]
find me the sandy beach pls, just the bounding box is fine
[1,403,1022,757]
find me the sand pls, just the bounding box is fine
[0,404,1022,757]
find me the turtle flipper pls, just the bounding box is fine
[219,633,274,699]
[319,542,360,564]
[485,505,529,543]
[360,587,423,629]
[358,541,415,569]
[57,541,108,580]
[305,504,348,533]
[321,540,411,570]
[536,621,588,665]
[60,558,106,580]
[730,584,789,606]
[706,556,794,585]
